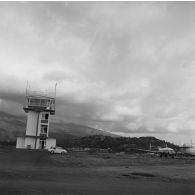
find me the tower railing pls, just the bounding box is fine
[26,90,55,99]
[23,90,56,114]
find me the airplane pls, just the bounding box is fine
[157,146,175,157]
[136,143,175,158]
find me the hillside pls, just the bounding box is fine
[0,112,117,143]
[60,135,179,152]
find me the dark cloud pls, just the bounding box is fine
[0,91,24,105]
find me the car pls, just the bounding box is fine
[48,147,68,154]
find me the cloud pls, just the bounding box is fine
[43,70,77,83]
[0,2,195,143]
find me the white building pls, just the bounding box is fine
[16,89,56,149]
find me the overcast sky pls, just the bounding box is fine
[0,2,195,144]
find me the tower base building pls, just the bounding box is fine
[16,136,56,149]
[16,89,56,150]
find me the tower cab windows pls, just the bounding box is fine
[24,96,55,114]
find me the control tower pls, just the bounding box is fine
[16,85,57,149]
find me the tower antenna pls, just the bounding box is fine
[55,83,57,98]
[26,80,28,96]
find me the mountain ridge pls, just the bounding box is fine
[0,112,118,143]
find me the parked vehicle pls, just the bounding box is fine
[48,147,67,154]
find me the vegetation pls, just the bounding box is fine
[60,135,179,152]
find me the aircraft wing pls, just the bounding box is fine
[136,149,157,153]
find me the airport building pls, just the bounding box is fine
[16,88,56,149]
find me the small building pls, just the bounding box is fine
[16,88,56,149]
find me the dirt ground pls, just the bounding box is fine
[0,147,195,195]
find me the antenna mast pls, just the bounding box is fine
[55,83,57,98]
[26,80,29,96]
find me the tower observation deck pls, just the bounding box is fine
[23,90,55,114]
